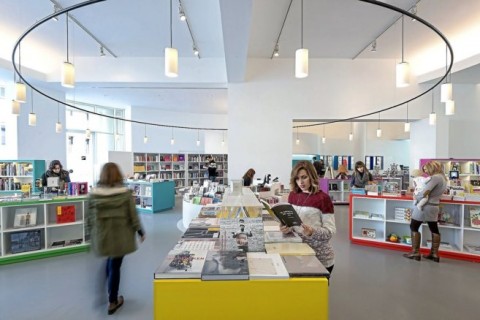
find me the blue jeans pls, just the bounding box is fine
[106,256,124,303]
[209,176,216,182]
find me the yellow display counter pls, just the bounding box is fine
[153,277,328,319]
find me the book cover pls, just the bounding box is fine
[281,255,330,277]
[265,242,315,256]
[182,228,219,239]
[246,252,289,279]
[154,250,208,279]
[264,230,303,243]
[267,203,302,227]
[173,238,220,251]
[188,218,220,229]
[201,251,249,280]
[10,230,42,254]
[51,240,66,248]
[14,207,37,228]
[56,205,76,224]
[219,218,265,252]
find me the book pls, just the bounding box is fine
[265,242,315,256]
[264,230,303,243]
[182,228,219,239]
[201,251,249,280]
[246,252,290,279]
[219,218,265,252]
[281,255,330,278]
[10,230,42,254]
[263,202,302,227]
[154,249,208,279]
[188,218,220,229]
[197,206,221,218]
[14,207,37,228]
[51,240,66,248]
[56,205,76,224]
[173,238,220,251]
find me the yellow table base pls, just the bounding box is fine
[153,278,328,319]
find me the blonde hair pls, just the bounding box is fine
[411,169,423,177]
[423,161,447,180]
[290,161,319,193]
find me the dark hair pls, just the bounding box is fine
[355,161,366,170]
[242,168,255,180]
[290,161,319,193]
[49,160,63,171]
[98,162,124,187]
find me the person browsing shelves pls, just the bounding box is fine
[280,161,336,274]
[350,161,373,188]
[242,168,256,187]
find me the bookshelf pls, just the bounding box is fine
[319,178,351,204]
[0,160,46,194]
[350,194,480,262]
[125,180,175,213]
[133,153,228,188]
[0,197,89,265]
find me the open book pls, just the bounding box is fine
[261,200,302,227]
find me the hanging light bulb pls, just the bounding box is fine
[377,113,382,138]
[28,90,36,126]
[56,103,62,133]
[349,133,353,141]
[445,100,455,115]
[62,13,75,88]
[170,127,175,145]
[429,90,436,126]
[322,125,326,144]
[196,129,200,146]
[404,103,410,132]
[165,0,178,77]
[295,127,300,145]
[396,15,410,87]
[295,0,308,78]
[144,124,148,144]
[11,100,21,115]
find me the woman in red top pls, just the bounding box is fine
[280,161,336,273]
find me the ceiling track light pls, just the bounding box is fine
[178,0,201,59]
[52,5,60,21]
[100,46,106,57]
[165,0,178,77]
[179,3,186,21]
[295,0,308,78]
[193,46,199,56]
[273,43,280,57]
[410,5,417,21]
[270,0,293,59]
[396,15,410,87]
[371,40,377,52]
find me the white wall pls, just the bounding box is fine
[0,70,18,159]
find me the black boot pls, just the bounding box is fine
[403,231,421,261]
[423,233,440,262]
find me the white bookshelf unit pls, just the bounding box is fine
[350,194,480,262]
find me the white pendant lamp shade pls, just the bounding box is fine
[196,139,200,146]
[445,100,455,115]
[295,48,309,78]
[15,82,26,103]
[440,83,453,102]
[165,47,178,78]
[295,138,300,145]
[322,136,326,144]
[56,122,62,133]
[349,133,353,141]
[376,128,382,138]
[396,61,410,87]
[11,100,21,115]
[62,61,75,88]
[85,128,91,139]
[171,138,175,145]
[429,112,437,125]
[144,135,148,144]
[404,122,411,132]
[28,113,36,126]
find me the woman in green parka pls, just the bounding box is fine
[87,162,145,315]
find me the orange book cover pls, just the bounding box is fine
[56,205,76,224]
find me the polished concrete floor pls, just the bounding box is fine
[0,199,479,320]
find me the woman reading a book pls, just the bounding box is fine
[280,161,336,274]
[87,162,146,315]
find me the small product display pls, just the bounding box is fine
[469,208,480,228]
[361,228,376,239]
[56,205,76,224]
[14,208,37,228]
[10,230,42,254]
[387,233,401,243]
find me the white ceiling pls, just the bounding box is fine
[1,0,480,115]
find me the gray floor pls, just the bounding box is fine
[1,199,479,320]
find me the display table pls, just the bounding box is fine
[153,277,328,320]
[182,199,204,229]
[350,194,480,262]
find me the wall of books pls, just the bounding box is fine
[0,160,45,194]
[133,152,228,187]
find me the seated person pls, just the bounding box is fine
[41,160,71,193]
